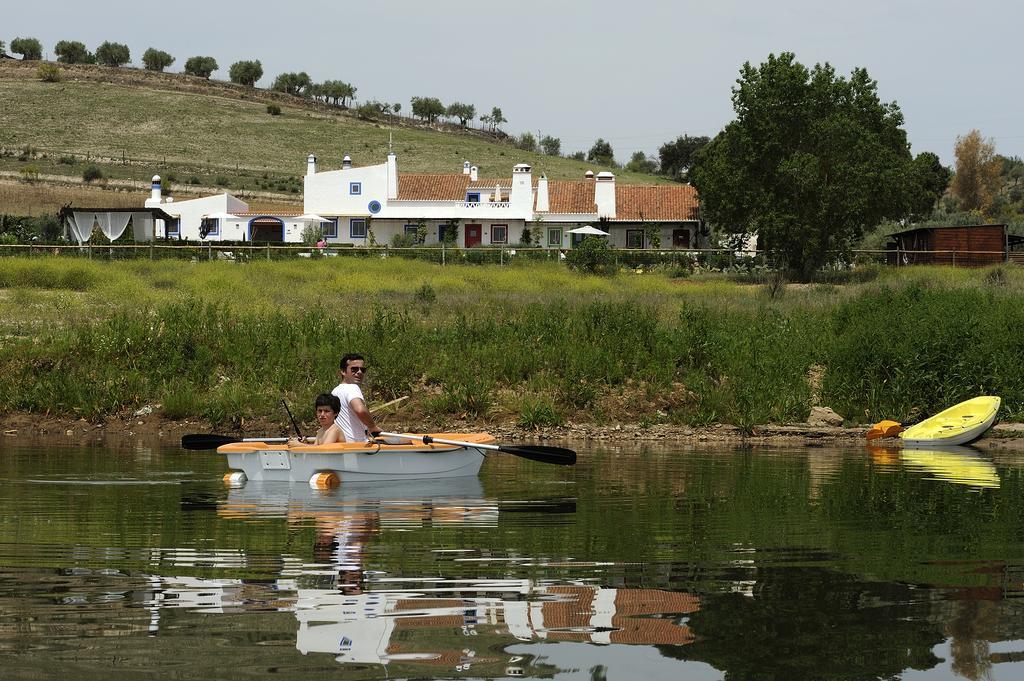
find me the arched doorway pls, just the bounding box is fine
[248,217,284,243]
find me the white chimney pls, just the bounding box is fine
[584,170,594,180]
[342,155,352,170]
[463,161,471,175]
[594,171,616,218]
[147,175,162,204]
[535,174,549,212]
[510,163,533,212]
[386,151,398,199]
[470,165,478,182]
[306,154,317,176]
[494,183,502,203]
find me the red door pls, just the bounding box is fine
[672,228,690,249]
[465,224,482,248]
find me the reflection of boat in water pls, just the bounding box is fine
[218,477,490,520]
[899,445,1000,489]
[218,433,497,483]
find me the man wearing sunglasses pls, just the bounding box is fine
[331,353,382,442]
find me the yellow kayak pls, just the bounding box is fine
[898,396,1001,446]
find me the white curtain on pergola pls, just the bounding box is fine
[69,211,133,244]
[69,211,96,244]
[95,212,132,241]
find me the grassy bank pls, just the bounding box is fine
[1,257,1022,429]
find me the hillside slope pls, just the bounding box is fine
[1,60,670,216]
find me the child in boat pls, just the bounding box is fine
[289,393,345,446]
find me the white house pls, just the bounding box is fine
[73,154,700,248]
[142,176,314,242]
[301,152,702,250]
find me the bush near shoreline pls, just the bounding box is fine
[1,257,1022,430]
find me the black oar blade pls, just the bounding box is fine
[499,444,577,466]
[181,433,240,450]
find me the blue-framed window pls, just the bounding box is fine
[438,223,455,242]
[466,192,480,203]
[350,182,362,195]
[490,224,508,244]
[323,218,338,238]
[350,219,366,239]
[166,218,180,238]
[547,228,561,246]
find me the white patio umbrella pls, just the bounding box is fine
[204,211,240,220]
[295,213,331,222]
[567,225,610,236]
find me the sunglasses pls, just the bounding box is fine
[348,366,367,373]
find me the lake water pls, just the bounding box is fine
[1,438,1023,680]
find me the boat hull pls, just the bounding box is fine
[218,433,494,483]
[898,396,1001,446]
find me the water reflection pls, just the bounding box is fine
[868,445,1001,489]
[4,441,1024,679]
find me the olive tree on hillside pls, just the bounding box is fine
[691,52,944,281]
[11,37,43,60]
[55,40,93,64]
[228,60,263,86]
[625,151,658,174]
[540,135,562,156]
[319,79,355,106]
[587,138,615,166]
[271,71,312,96]
[142,48,174,72]
[410,96,445,123]
[95,41,130,67]
[446,102,475,127]
[184,56,218,79]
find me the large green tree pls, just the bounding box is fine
[54,40,93,64]
[271,71,311,96]
[228,60,263,86]
[692,52,932,280]
[658,134,710,181]
[142,48,175,72]
[95,41,130,67]
[410,96,445,123]
[10,37,43,60]
[587,138,615,166]
[183,55,218,79]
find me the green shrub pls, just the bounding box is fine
[37,63,62,82]
[82,165,104,183]
[565,236,616,275]
[266,104,281,116]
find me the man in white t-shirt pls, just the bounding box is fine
[331,353,381,442]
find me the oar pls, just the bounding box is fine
[181,434,288,450]
[378,431,577,466]
[182,396,409,450]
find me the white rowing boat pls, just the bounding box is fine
[217,433,496,485]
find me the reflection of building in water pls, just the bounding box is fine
[292,584,699,668]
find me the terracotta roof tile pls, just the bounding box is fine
[546,180,596,214]
[398,174,472,200]
[614,185,699,221]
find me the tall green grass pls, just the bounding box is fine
[2,258,1024,426]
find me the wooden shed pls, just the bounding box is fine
[886,224,1012,267]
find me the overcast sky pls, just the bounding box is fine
[6,0,1022,167]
